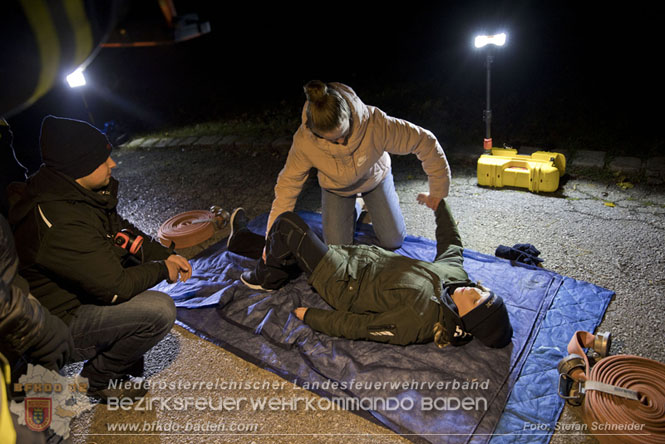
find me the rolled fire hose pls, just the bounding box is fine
[560,331,665,443]
[158,206,229,249]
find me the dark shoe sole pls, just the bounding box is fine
[227,207,247,248]
[240,272,273,292]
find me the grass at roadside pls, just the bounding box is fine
[137,110,300,141]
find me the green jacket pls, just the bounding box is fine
[9,167,171,324]
[305,200,473,345]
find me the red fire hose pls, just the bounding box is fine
[158,207,229,249]
[560,331,665,443]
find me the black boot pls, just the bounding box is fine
[226,208,264,259]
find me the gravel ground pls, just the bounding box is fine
[66,141,665,444]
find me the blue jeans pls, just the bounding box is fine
[321,169,406,249]
[68,290,176,389]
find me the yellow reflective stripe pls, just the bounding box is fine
[0,353,10,386]
[19,0,61,106]
[63,0,93,66]
[0,353,16,444]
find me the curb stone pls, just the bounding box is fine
[607,156,643,175]
[645,157,665,185]
[154,138,171,148]
[140,137,161,148]
[271,136,292,147]
[255,137,274,148]
[220,135,239,146]
[233,136,255,148]
[270,136,293,156]
[167,137,186,147]
[570,150,605,168]
[180,136,199,146]
[197,135,223,146]
[646,156,665,174]
[445,146,481,163]
[123,137,144,148]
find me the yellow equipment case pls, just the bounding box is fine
[477,147,566,192]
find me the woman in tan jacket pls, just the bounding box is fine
[267,80,451,249]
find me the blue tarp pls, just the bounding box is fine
[153,212,613,443]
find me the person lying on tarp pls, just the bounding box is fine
[226,197,513,349]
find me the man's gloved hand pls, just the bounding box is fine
[26,313,74,371]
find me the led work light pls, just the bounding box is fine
[66,68,86,88]
[474,33,507,48]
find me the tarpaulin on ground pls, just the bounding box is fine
[153,212,613,444]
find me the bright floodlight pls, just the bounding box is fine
[474,33,507,48]
[66,68,86,88]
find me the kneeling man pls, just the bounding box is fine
[9,116,191,401]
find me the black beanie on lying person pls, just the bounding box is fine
[40,115,112,179]
[462,292,513,348]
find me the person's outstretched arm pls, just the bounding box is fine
[418,195,468,284]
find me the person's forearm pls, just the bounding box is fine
[303,306,420,345]
[110,261,170,302]
[434,200,464,259]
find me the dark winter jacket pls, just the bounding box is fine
[8,167,171,324]
[305,200,474,345]
[1,215,45,354]
[1,214,73,370]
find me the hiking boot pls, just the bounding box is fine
[87,376,149,404]
[240,269,274,292]
[227,207,249,248]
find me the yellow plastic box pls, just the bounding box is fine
[477,148,566,192]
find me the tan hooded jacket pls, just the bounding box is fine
[267,83,451,232]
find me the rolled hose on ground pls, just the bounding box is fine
[158,207,229,249]
[582,355,665,443]
[561,331,665,443]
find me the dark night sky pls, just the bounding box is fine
[7,0,663,165]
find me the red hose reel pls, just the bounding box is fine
[158,205,230,249]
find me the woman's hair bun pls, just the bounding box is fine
[303,80,328,103]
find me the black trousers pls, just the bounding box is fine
[228,212,329,289]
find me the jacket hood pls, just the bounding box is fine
[9,166,118,225]
[300,82,370,154]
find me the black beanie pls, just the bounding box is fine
[40,115,112,179]
[462,292,513,348]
